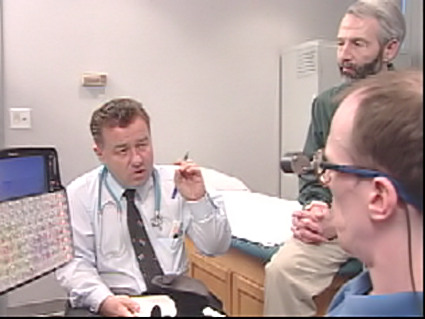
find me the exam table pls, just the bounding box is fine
[185,167,362,316]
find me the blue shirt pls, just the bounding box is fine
[328,270,423,317]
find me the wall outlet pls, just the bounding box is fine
[10,108,32,129]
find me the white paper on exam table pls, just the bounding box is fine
[157,165,297,246]
[131,295,177,317]
[221,191,302,246]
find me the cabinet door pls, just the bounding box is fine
[280,40,340,199]
[231,273,264,317]
[188,251,232,315]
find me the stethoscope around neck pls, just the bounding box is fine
[97,166,163,229]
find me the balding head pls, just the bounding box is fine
[330,69,423,211]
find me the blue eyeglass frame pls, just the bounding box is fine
[318,161,423,212]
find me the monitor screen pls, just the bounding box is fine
[0,155,47,202]
[0,148,74,295]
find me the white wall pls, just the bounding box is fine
[2,0,353,197]
[1,0,422,310]
[404,0,423,67]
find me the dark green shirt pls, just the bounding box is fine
[298,82,351,206]
[298,64,397,206]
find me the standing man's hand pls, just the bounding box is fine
[291,201,336,244]
[99,295,140,317]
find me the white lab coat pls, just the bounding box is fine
[55,165,231,313]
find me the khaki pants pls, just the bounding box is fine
[263,237,350,316]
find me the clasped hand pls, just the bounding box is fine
[291,201,336,244]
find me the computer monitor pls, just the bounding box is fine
[0,147,74,295]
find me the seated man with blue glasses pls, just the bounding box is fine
[312,149,423,212]
[318,69,423,316]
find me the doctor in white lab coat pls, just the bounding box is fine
[55,97,231,317]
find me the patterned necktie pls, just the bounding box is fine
[123,189,164,291]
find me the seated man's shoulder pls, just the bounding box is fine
[67,166,102,192]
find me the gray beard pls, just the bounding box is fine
[339,53,385,83]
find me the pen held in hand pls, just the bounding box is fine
[171,151,190,199]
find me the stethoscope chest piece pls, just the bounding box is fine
[151,211,163,230]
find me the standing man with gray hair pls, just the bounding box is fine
[263,0,407,316]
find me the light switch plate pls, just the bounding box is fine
[10,108,32,129]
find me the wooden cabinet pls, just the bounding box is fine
[231,274,264,316]
[189,249,232,314]
[186,238,351,317]
[186,238,265,316]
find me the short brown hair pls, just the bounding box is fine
[90,97,151,145]
[335,69,423,209]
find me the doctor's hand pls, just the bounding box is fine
[98,295,140,317]
[291,201,333,245]
[174,159,206,201]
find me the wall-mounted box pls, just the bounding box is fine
[81,72,107,87]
